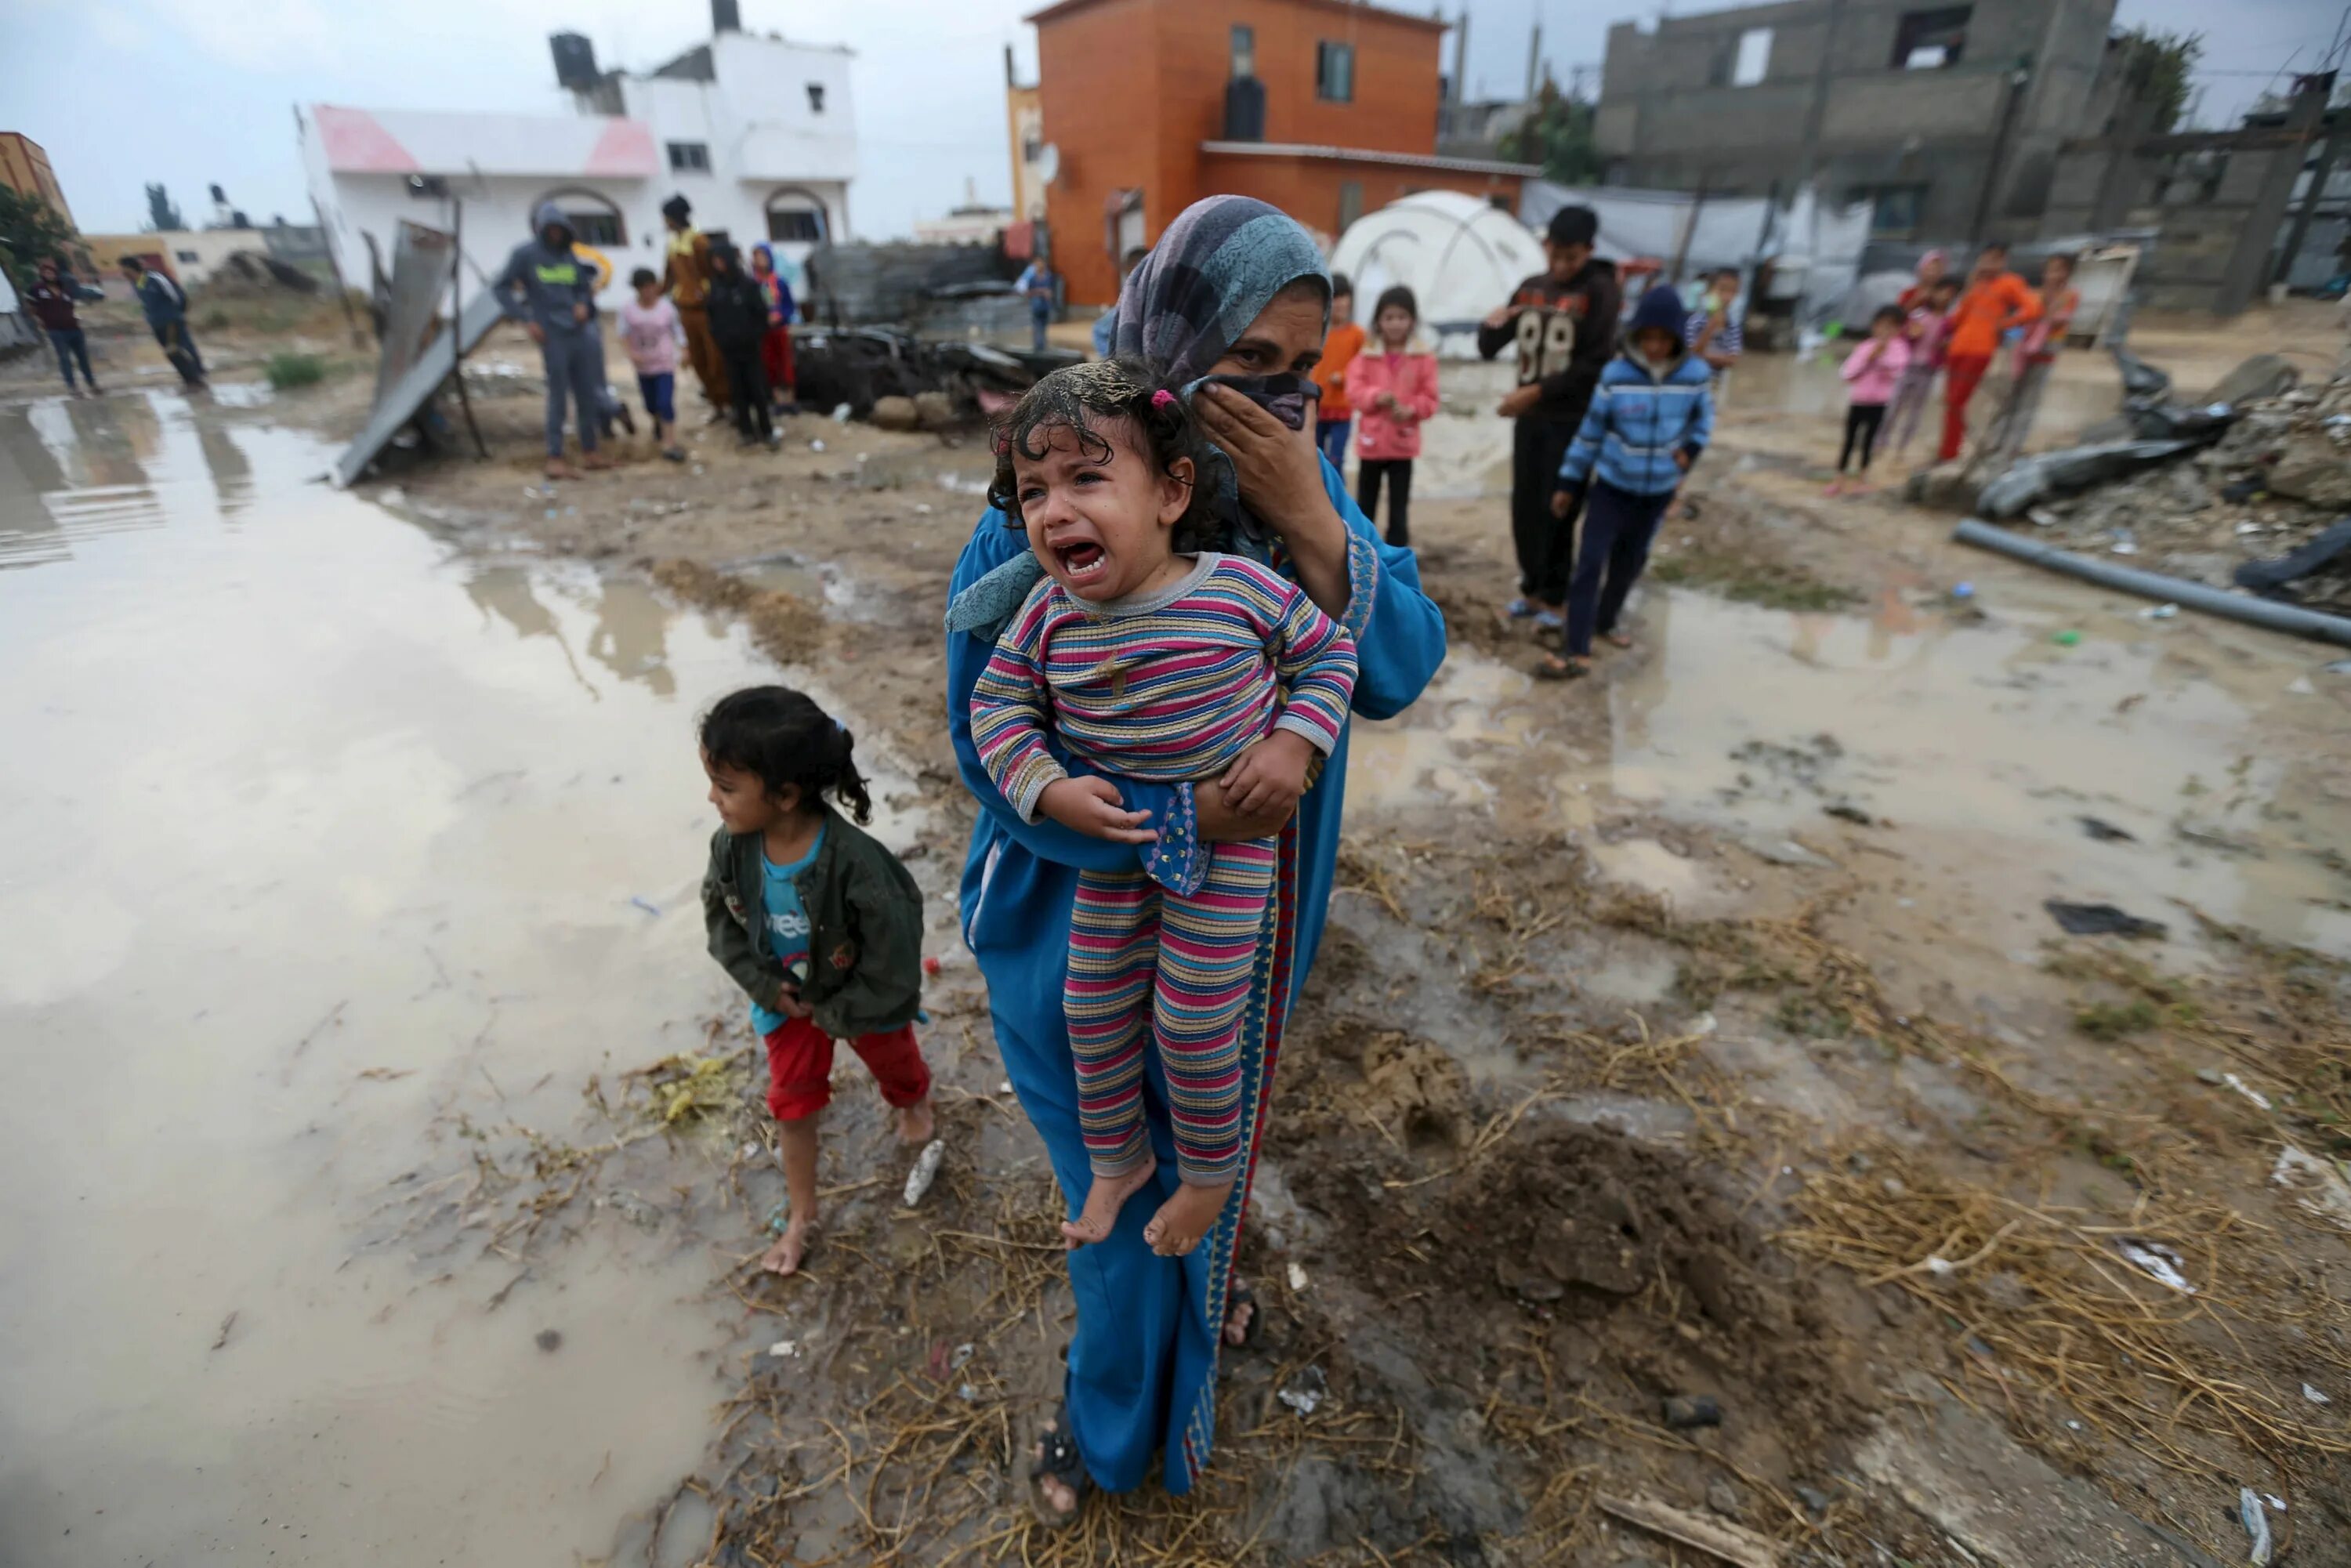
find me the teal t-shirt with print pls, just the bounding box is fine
[748,827,824,1035]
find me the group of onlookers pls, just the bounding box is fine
[1297,212,2082,676]
[23,252,209,398]
[495,194,805,477]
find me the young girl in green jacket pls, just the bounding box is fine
[700,686,933,1275]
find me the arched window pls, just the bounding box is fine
[765,188,830,246]
[536,186,625,248]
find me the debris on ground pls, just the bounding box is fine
[2270,1145,2351,1230]
[2240,1487,2274,1566]
[901,1137,945,1206]
[1978,353,2351,614]
[2044,900,2168,939]
[1597,1493,1779,1568]
[197,250,324,297]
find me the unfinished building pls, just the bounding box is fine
[1595,0,2117,244]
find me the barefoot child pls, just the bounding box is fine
[700,686,935,1275]
[1540,285,1713,679]
[969,359,1359,1257]
[619,268,688,462]
[1349,285,1440,548]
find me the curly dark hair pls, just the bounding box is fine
[987,357,1219,553]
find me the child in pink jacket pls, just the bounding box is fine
[1348,285,1440,546]
[1829,306,1911,494]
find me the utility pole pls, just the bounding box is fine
[1969,56,2033,242]
[1453,8,1471,108]
[1526,20,1542,101]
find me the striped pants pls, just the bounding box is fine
[1067,838,1277,1185]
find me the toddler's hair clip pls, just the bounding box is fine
[1150,389,1177,411]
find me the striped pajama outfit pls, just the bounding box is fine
[971,552,1357,1184]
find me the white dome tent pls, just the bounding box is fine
[1328,191,1545,357]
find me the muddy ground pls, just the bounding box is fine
[8,297,2350,1566]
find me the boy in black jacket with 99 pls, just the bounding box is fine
[705,243,781,449]
[1478,205,1620,632]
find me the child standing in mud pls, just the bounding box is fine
[700,686,935,1275]
[968,359,1359,1257]
[1541,285,1714,679]
[619,268,688,463]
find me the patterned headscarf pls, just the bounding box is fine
[947,197,1331,637]
[1106,195,1331,381]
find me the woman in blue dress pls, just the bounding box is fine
[944,194,1447,1519]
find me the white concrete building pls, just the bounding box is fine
[299,6,854,313]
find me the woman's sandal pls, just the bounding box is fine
[1027,1407,1089,1528]
[1223,1285,1262,1349]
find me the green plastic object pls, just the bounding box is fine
[2052,629,2082,646]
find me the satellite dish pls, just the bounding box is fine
[1038,143,1061,184]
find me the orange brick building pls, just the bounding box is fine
[1030,0,1535,306]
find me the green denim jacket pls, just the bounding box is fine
[701,807,925,1041]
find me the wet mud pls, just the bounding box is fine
[5,316,2348,1567]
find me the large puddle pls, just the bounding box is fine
[1351,575,2351,960]
[0,392,798,1563]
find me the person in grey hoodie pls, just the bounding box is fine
[494,201,608,477]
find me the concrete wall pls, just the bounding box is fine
[76,229,304,288]
[1596,0,2116,241]
[2040,92,2334,313]
[300,31,853,317]
[305,161,846,316]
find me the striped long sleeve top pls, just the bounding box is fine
[970,552,1360,824]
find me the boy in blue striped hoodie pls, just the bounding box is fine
[1542,285,1714,679]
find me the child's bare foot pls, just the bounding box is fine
[1060,1151,1157,1249]
[1143,1177,1232,1257]
[543,458,578,480]
[893,1095,935,1145]
[581,451,615,472]
[1603,629,1635,650]
[760,1215,815,1276]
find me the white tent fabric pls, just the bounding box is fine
[0,268,37,353]
[1328,190,1546,349]
[1521,180,1873,328]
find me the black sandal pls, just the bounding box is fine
[1532,655,1589,682]
[1223,1284,1261,1349]
[1027,1406,1089,1527]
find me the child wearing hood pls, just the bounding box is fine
[749,244,799,415]
[1541,285,1714,679]
[705,243,782,449]
[493,201,608,478]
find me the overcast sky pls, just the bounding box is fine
[5,0,2342,240]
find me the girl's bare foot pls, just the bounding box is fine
[1143,1177,1232,1257]
[1603,629,1634,650]
[893,1095,935,1145]
[581,451,615,471]
[543,458,578,480]
[760,1215,814,1276]
[1060,1150,1157,1248]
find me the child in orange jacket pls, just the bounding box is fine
[1937,241,2040,462]
[1311,273,1366,471]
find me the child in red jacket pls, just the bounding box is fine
[1347,286,1440,547]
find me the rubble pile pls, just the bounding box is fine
[2012,360,2351,615]
[197,250,323,298]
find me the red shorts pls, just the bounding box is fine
[763,1016,930,1122]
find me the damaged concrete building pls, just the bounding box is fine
[1594,0,2117,243]
[2041,72,2346,315]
